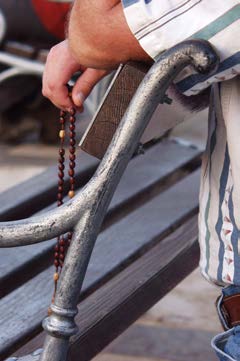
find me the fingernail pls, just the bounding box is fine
[77,92,85,106]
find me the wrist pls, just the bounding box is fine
[68,1,152,69]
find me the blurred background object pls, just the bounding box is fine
[0,0,70,143]
[0,0,112,144]
[0,0,70,44]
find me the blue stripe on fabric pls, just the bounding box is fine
[229,192,240,285]
[176,52,240,93]
[204,113,217,276]
[189,5,240,41]
[122,0,152,8]
[122,0,139,7]
[216,146,230,282]
[204,195,211,275]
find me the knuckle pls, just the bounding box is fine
[48,45,57,57]
[47,82,55,93]
[42,87,49,98]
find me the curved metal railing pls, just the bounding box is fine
[2,40,219,361]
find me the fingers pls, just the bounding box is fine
[42,40,109,111]
[42,40,83,111]
[71,68,109,108]
[42,75,73,110]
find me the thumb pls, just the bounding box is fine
[72,68,109,107]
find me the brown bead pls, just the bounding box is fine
[68,232,73,238]
[59,148,65,156]
[57,193,63,200]
[70,177,75,185]
[69,124,75,131]
[58,164,65,172]
[58,171,64,179]
[69,161,75,169]
[53,272,59,282]
[60,110,66,117]
[69,154,76,161]
[69,131,76,139]
[59,117,65,125]
[68,190,75,198]
[59,239,65,246]
[68,169,75,177]
[54,252,59,258]
[70,138,76,146]
[58,179,64,186]
[54,260,59,267]
[58,201,63,207]
[59,254,65,261]
[69,108,76,116]
[58,158,64,165]
[59,130,65,139]
[54,245,59,251]
[58,186,63,193]
[60,246,64,253]
[69,146,76,154]
[59,260,64,267]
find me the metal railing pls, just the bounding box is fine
[1,40,219,361]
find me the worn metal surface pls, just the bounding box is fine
[6,349,42,361]
[3,40,219,361]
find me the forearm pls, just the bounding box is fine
[42,0,151,110]
[68,0,151,69]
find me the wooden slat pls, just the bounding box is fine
[0,169,200,359]
[100,324,217,361]
[15,215,200,360]
[0,150,98,221]
[0,140,201,297]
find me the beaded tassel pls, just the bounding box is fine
[68,108,76,200]
[49,108,76,315]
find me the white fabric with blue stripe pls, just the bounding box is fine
[122,0,240,95]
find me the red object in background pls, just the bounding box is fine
[31,0,71,40]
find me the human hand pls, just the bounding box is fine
[68,0,152,69]
[42,40,108,111]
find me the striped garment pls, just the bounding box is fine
[198,77,240,287]
[122,0,240,95]
[122,0,240,287]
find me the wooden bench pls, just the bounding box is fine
[0,136,201,360]
[0,40,219,361]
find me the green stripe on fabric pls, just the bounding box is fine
[190,4,240,40]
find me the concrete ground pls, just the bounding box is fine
[0,110,222,361]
